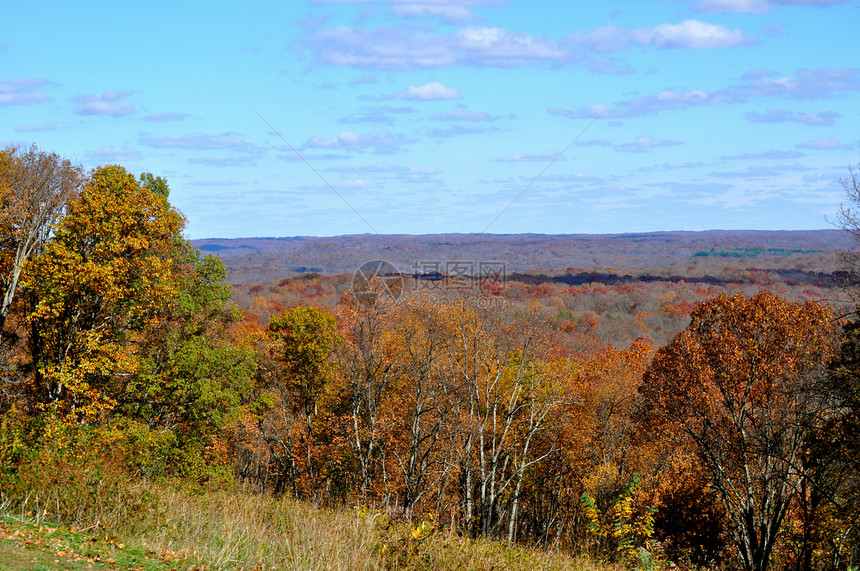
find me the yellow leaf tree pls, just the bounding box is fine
[24,165,183,422]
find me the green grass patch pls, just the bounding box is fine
[0,514,202,570]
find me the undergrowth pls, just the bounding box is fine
[0,446,612,570]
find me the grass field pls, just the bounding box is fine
[0,484,612,571]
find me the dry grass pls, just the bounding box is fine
[6,477,611,570]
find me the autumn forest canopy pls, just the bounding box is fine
[1,144,859,570]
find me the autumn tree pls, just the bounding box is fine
[389,300,454,520]
[125,177,255,478]
[23,165,184,421]
[438,303,568,541]
[815,161,860,568]
[641,291,838,571]
[338,300,405,503]
[268,306,341,426]
[815,316,860,569]
[257,305,343,497]
[0,144,83,342]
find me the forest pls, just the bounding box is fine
[0,143,858,571]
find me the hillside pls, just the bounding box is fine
[193,229,854,283]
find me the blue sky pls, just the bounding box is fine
[1,0,858,239]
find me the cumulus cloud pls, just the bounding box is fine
[380,82,462,100]
[304,130,415,154]
[391,5,477,24]
[795,138,853,150]
[663,161,707,169]
[506,135,679,154]
[432,110,496,121]
[693,0,847,12]
[0,77,54,106]
[552,67,860,119]
[430,124,497,138]
[307,15,758,74]
[574,139,614,147]
[139,132,266,154]
[723,149,805,159]
[744,108,839,125]
[736,67,860,99]
[616,136,683,153]
[15,123,57,132]
[647,20,755,48]
[572,20,755,51]
[340,106,414,125]
[694,0,772,12]
[549,89,730,119]
[311,0,501,23]
[711,163,810,179]
[308,25,570,70]
[73,90,135,116]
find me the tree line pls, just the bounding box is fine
[1,145,858,570]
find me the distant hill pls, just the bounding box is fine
[192,230,857,283]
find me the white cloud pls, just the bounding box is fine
[795,138,853,150]
[694,0,771,13]
[309,25,570,70]
[73,90,135,116]
[340,105,415,125]
[550,89,730,119]
[744,109,839,125]
[644,20,755,48]
[723,149,805,159]
[432,110,495,121]
[694,0,847,12]
[304,130,415,154]
[0,77,54,106]
[552,67,860,119]
[384,82,462,100]
[736,67,860,99]
[711,163,810,179]
[391,5,476,24]
[338,178,379,189]
[311,0,502,22]
[430,124,497,138]
[575,139,614,147]
[616,136,683,153]
[15,123,57,132]
[139,132,266,154]
[307,18,752,74]
[573,20,755,51]
[664,161,707,169]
